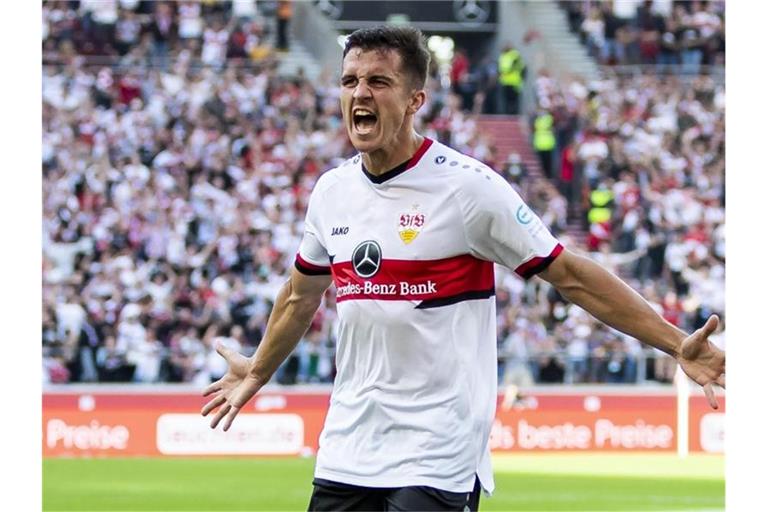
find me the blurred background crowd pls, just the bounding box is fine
[42,0,725,388]
[562,0,724,71]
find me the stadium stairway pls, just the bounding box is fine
[275,40,322,82]
[522,0,600,82]
[477,115,587,247]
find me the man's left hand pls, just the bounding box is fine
[677,314,726,409]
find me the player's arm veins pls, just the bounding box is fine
[248,269,332,382]
[538,249,685,358]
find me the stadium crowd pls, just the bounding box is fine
[42,1,724,388]
[523,65,725,386]
[561,0,725,72]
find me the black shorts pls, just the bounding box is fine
[308,476,482,511]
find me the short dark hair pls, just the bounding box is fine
[342,26,431,90]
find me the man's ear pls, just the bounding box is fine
[406,90,427,116]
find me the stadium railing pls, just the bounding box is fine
[597,64,725,84]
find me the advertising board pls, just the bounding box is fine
[42,389,724,457]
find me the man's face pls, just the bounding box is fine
[340,48,419,154]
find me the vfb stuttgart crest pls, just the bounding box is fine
[398,205,425,245]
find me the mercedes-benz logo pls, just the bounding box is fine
[352,240,381,278]
[453,0,491,25]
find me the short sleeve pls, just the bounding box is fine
[295,182,332,276]
[458,170,563,279]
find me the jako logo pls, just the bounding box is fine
[331,227,349,236]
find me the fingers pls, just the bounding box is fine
[201,394,226,417]
[202,395,243,431]
[202,379,223,397]
[210,403,231,429]
[703,382,719,410]
[700,314,720,338]
[222,406,242,432]
[716,374,726,388]
[216,342,235,360]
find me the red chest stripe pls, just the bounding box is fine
[332,254,495,305]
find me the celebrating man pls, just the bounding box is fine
[202,26,724,511]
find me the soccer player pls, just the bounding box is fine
[201,26,725,511]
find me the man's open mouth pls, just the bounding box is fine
[353,108,378,135]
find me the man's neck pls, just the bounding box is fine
[361,132,424,175]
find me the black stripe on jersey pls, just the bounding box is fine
[361,159,410,184]
[415,288,495,309]
[518,260,552,279]
[295,259,332,276]
[516,244,564,280]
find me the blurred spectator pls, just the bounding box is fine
[538,353,566,383]
[558,141,577,202]
[96,334,135,382]
[201,18,230,69]
[600,1,627,65]
[499,320,535,389]
[82,0,119,54]
[233,0,259,21]
[502,152,528,185]
[276,0,292,51]
[657,16,680,72]
[449,48,473,112]
[114,9,142,56]
[473,55,499,115]
[562,0,584,34]
[676,6,706,75]
[581,6,605,59]
[178,1,204,41]
[577,129,609,189]
[149,2,177,68]
[566,323,590,383]
[635,0,664,65]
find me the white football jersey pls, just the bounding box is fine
[296,138,563,494]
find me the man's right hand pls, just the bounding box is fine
[200,269,330,430]
[201,343,264,431]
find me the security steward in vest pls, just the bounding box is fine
[532,108,556,179]
[498,44,526,115]
[588,185,614,226]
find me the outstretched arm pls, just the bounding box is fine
[538,248,725,407]
[248,268,332,382]
[201,268,332,430]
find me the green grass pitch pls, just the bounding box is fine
[43,453,724,511]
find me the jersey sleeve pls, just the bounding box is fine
[458,169,563,279]
[295,180,332,276]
